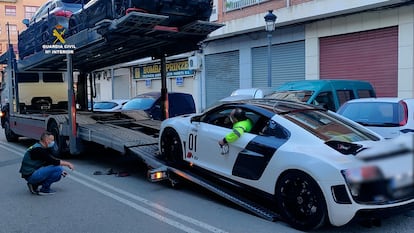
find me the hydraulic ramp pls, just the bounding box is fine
[77,119,280,222]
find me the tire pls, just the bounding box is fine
[4,120,19,142]
[160,128,184,167]
[48,121,68,158]
[275,170,327,231]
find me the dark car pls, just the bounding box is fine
[69,0,213,34]
[121,92,196,120]
[18,0,83,59]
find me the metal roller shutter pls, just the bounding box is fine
[252,41,305,88]
[320,26,398,97]
[113,75,130,99]
[205,51,240,107]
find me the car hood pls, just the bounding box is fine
[121,110,151,120]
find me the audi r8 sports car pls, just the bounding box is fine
[159,99,414,231]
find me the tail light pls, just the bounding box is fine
[398,101,408,126]
[54,10,73,18]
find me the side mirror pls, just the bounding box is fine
[22,19,30,27]
[191,115,201,123]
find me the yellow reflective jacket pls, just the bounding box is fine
[224,118,253,143]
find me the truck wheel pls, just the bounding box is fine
[160,128,184,167]
[4,120,19,142]
[48,121,68,157]
[275,170,327,231]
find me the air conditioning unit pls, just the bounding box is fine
[188,56,201,70]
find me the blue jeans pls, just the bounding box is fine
[27,165,63,191]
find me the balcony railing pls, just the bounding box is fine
[225,0,270,12]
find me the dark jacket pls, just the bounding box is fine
[19,143,60,179]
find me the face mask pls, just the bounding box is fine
[48,141,55,148]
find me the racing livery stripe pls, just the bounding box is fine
[232,135,288,180]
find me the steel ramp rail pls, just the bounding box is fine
[78,123,158,154]
[127,144,280,222]
[168,166,281,222]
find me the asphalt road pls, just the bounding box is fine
[1,129,414,233]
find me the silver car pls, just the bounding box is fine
[337,97,414,139]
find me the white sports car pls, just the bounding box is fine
[159,99,414,231]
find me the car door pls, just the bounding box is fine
[187,107,256,178]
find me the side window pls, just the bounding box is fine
[260,120,289,139]
[43,73,64,82]
[169,94,195,117]
[17,73,39,82]
[202,108,233,129]
[357,89,375,98]
[314,92,335,111]
[201,107,263,131]
[337,90,355,106]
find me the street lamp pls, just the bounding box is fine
[264,10,277,87]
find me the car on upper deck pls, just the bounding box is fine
[68,0,213,35]
[18,0,83,59]
[159,98,414,231]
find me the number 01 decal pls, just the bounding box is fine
[188,133,197,152]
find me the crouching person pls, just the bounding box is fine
[19,131,74,195]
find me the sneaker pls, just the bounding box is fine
[27,183,39,195]
[38,189,56,195]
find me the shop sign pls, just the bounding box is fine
[134,59,194,79]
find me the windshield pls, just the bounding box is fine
[122,97,155,110]
[282,109,380,142]
[266,90,313,103]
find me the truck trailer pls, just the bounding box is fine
[0,1,279,224]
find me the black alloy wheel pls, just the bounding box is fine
[160,128,184,168]
[275,170,327,231]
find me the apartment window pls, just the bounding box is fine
[8,24,18,35]
[0,43,3,54]
[25,6,39,19]
[5,5,17,16]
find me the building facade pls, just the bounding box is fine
[2,1,413,113]
[201,0,414,108]
[0,0,46,55]
[97,0,413,111]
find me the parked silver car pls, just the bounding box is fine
[92,99,129,112]
[337,97,414,138]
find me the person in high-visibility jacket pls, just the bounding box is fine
[219,108,253,146]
